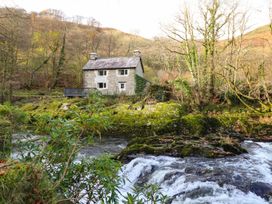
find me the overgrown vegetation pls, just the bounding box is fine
[1,89,272,202]
[0,7,166,103]
[135,74,149,95]
[1,1,272,202]
[165,0,272,112]
[1,95,177,203]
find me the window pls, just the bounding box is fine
[97,82,107,89]
[118,69,128,76]
[118,82,126,91]
[98,70,107,76]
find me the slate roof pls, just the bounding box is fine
[83,57,143,71]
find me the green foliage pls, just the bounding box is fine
[0,103,29,125]
[21,97,112,136]
[105,102,182,137]
[215,112,248,129]
[146,84,172,102]
[73,111,112,137]
[181,114,221,135]
[22,98,187,138]
[135,75,149,94]
[12,116,121,203]
[59,156,122,204]
[0,118,12,158]
[4,98,272,203]
[39,119,82,163]
[9,111,167,203]
[171,78,192,98]
[32,113,53,134]
[0,162,56,204]
[0,104,30,159]
[122,184,169,204]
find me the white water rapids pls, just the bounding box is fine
[12,134,272,203]
[118,141,272,204]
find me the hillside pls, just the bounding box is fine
[1,7,272,93]
[241,25,272,53]
[244,25,271,40]
[0,8,166,91]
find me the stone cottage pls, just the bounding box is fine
[82,50,148,95]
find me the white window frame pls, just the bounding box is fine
[97,82,107,89]
[118,82,126,91]
[117,69,129,76]
[97,70,107,76]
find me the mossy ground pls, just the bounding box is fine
[4,96,272,161]
[102,101,183,136]
[1,96,272,201]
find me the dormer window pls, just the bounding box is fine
[118,69,128,76]
[98,70,107,76]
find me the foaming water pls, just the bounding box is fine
[13,134,271,203]
[119,141,272,204]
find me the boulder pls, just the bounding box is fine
[249,182,272,200]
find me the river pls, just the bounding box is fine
[81,139,272,203]
[117,141,272,204]
[12,134,272,203]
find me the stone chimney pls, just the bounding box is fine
[133,50,141,57]
[90,52,97,60]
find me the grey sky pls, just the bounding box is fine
[0,0,270,38]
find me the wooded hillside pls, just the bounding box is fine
[0,8,168,97]
[1,5,272,111]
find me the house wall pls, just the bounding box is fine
[83,68,136,95]
[135,62,144,77]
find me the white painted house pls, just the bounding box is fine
[82,51,147,95]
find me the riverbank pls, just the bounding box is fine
[1,95,272,203]
[2,95,272,161]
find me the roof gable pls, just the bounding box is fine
[83,56,143,71]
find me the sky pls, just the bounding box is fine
[0,0,271,39]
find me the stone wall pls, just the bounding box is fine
[83,68,136,95]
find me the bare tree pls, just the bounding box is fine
[0,7,28,102]
[165,0,242,104]
[86,18,102,53]
[224,2,272,112]
[167,7,202,104]
[102,31,120,57]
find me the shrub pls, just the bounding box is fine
[0,162,56,204]
[146,84,172,102]
[0,104,29,125]
[0,119,12,158]
[105,102,182,137]
[181,114,221,135]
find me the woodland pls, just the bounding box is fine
[1,1,272,203]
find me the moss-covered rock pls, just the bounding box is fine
[117,130,247,162]
[180,114,221,135]
[17,97,272,142]
[215,112,272,141]
[103,102,183,137]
